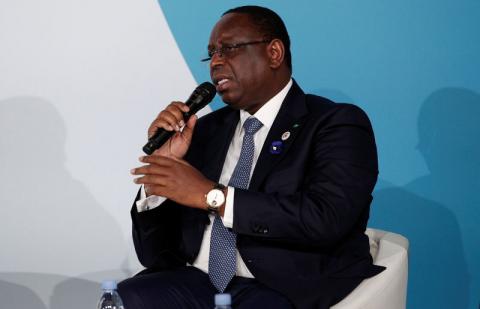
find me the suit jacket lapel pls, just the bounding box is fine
[249,80,308,191]
[200,108,239,182]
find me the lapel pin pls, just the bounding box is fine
[281,131,291,141]
[270,141,283,154]
[293,123,300,128]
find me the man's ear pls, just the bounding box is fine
[268,39,285,69]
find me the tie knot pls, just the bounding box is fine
[243,117,263,135]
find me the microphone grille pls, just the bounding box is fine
[197,82,216,102]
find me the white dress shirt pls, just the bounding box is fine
[136,79,293,277]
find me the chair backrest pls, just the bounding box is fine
[331,228,409,309]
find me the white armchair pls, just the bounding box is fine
[331,228,409,309]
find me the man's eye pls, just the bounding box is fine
[223,45,236,52]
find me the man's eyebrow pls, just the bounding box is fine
[207,35,236,48]
[207,41,230,50]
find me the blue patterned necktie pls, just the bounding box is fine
[208,116,263,292]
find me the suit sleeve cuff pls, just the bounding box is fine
[135,185,167,212]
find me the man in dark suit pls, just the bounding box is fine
[120,5,384,309]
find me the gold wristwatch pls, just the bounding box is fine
[205,183,226,212]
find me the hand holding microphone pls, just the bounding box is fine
[143,82,216,156]
[132,82,218,208]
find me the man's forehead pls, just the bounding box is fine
[209,13,260,43]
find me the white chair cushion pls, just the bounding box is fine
[331,228,409,309]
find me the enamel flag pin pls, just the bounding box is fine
[270,141,283,154]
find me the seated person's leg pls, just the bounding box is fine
[119,267,294,309]
[118,266,216,309]
[227,277,294,309]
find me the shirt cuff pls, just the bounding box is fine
[222,186,234,228]
[136,185,167,212]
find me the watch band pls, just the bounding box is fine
[213,183,226,191]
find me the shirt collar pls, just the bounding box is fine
[239,78,293,130]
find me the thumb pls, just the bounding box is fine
[181,115,197,143]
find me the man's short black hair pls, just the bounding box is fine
[223,5,292,71]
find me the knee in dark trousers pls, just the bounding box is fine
[118,266,216,309]
[118,266,293,309]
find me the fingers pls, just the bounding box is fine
[133,175,165,185]
[130,164,166,176]
[130,155,182,185]
[148,102,190,139]
[137,154,178,165]
[130,154,212,209]
[131,162,169,186]
[131,155,188,174]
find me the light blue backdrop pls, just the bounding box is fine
[159,1,479,308]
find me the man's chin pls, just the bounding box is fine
[219,93,241,110]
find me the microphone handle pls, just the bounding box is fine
[142,81,216,155]
[142,110,196,155]
[142,129,174,155]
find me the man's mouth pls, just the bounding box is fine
[215,78,230,92]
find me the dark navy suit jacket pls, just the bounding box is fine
[130,80,384,308]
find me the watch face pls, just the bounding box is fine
[207,188,225,208]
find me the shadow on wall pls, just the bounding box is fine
[0,270,132,309]
[0,279,47,309]
[0,97,131,308]
[371,87,480,309]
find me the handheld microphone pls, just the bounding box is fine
[142,82,216,155]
